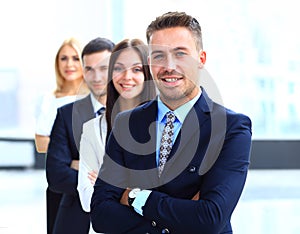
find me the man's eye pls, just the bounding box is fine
[100,66,108,71]
[152,54,164,61]
[176,51,186,57]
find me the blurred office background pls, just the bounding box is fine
[0,0,299,233]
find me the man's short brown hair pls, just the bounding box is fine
[146,11,203,51]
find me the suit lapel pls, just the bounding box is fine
[75,94,94,123]
[121,100,159,188]
[161,90,213,180]
[139,100,158,169]
[72,94,94,150]
[174,93,211,152]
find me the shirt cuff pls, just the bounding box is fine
[132,189,152,216]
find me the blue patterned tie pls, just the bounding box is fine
[158,112,176,176]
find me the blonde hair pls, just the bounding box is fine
[54,37,88,96]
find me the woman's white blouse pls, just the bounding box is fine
[78,114,107,212]
[35,93,77,136]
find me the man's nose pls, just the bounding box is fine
[165,54,176,70]
[94,70,103,80]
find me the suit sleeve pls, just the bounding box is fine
[77,156,93,212]
[142,114,252,234]
[46,108,78,195]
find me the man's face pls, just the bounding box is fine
[148,27,206,109]
[83,50,111,98]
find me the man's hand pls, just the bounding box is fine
[192,191,200,200]
[70,160,79,171]
[120,188,131,206]
[88,170,98,185]
[120,189,199,206]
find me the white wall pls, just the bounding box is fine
[0,0,299,139]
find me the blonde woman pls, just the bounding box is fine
[34,37,89,234]
[35,37,88,153]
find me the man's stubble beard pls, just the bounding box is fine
[92,89,107,99]
[158,82,197,109]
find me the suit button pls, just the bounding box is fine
[188,166,196,172]
[162,228,170,233]
[151,221,156,227]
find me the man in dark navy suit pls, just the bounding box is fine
[46,37,114,234]
[91,12,252,234]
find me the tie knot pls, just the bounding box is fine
[166,112,176,123]
[95,107,105,117]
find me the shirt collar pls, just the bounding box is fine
[90,94,105,113]
[157,90,201,124]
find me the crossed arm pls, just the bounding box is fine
[91,114,252,234]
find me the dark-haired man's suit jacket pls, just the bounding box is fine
[91,89,252,234]
[46,94,94,234]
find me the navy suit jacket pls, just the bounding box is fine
[46,94,95,233]
[91,89,252,234]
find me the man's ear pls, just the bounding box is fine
[199,51,206,68]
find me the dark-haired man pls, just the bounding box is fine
[46,37,114,234]
[92,12,252,234]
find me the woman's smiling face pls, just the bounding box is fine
[112,48,145,99]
